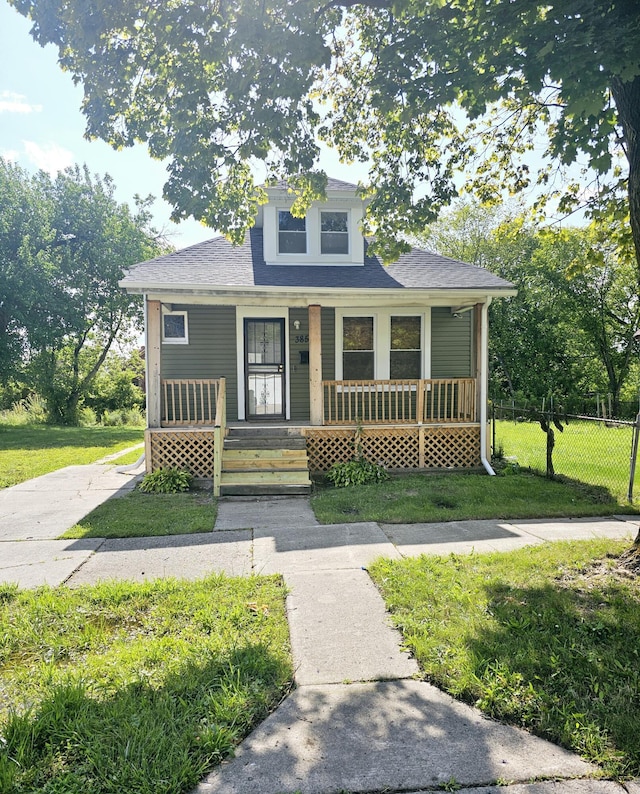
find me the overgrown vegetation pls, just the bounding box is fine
[0,425,143,488]
[61,489,215,539]
[312,471,632,525]
[369,539,640,778]
[0,575,293,793]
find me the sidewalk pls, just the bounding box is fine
[0,473,639,793]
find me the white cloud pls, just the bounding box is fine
[23,140,74,175]
[0,90,42,114]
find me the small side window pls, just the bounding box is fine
[162,311,188,344]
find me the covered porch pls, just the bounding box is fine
[145,375,483,495]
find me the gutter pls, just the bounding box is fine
[479,299,496,476]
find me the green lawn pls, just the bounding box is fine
[311,470,633,525]
[0,575,293,794]
[61,489,217,539]
[495,418,640,500]
[0,424,144,488]
[369,538,640,778]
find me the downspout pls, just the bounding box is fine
[479,298,495,476]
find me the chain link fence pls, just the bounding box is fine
[492,403,640,502]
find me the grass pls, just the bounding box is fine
[0,424,144,488]
[311,470,634,525]
[369,539,640,778]
[495,418,640,500]
[0,575,293,794]
[61,489,217,539]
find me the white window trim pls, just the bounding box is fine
[277,210,308,256]
[335,309,431,380]
[320,209,350,256]
[162,310,189,345]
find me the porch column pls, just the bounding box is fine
[308,304,323,425]
[475,303,483,420]
[146,299,162,429]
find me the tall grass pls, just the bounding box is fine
[0,575,292,793]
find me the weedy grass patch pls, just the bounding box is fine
[369,538,640,778]
[0,575,292,793]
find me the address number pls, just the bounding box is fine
[294,334,309,344]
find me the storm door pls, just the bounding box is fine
[244,319,286,419]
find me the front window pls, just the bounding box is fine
[390,316,421,378]
[343,316,374,379]
[278,210,307,254]
[321,211,349,254]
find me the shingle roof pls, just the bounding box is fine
[267,177,359,192]
[120,229,514,293]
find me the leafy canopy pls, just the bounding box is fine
[10,0,640,263]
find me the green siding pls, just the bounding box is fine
[161,305,239,420]
[431,307,474,378]
[321,307,336,381]
[289,308,310,421]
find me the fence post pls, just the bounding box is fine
[627,412,640,502]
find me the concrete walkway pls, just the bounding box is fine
[0,473,639,794]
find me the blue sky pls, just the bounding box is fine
[0,3,367,250]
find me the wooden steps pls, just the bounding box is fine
[219,428,312,496]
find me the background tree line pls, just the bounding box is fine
[0,157,166,425]
[418,202,640,419]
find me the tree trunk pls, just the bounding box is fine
[611,75,640,280]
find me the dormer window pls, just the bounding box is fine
[278,211,307,254]
[321,211,349,255]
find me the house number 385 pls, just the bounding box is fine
[294,334,309,344]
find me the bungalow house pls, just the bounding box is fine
[120,178,516,495]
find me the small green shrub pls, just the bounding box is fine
[103,407,146,427]
[326,457,388,488]
[77,406,98,427]
[139,467,193,494]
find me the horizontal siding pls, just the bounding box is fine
[431,307,474,378]
[161,305,238,420]
[321,307,336,381]
[289,307,310,421]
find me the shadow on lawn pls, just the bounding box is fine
[0,644,292,793]
[464,574,640,777]
[0,425,143,451]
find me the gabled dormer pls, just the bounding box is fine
[257,178,366,266]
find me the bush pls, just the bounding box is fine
[139,467,193,494]
[326,457,388,488]
[0,394,48,426]
[103,407,146,427]
[77,406,98,427]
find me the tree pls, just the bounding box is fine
[10,1,640,266]
[29,166,165,424]
[0,159,54,377]
[420,201,640,414]
[0,159,165,424]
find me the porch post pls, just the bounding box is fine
[475,303,483,420]
[146,298,162,429]
[308,304,323,425]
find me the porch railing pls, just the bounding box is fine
[161,379,220,426]
[322,378,476,425]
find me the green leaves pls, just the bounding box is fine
[9,0,640,266]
